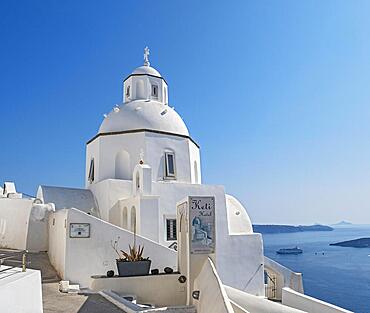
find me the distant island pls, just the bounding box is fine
[330,237,370,248]
[331,221,353,226]
[252,224,334,234]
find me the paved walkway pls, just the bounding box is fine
[26,252,125,313]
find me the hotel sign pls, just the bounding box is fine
[189,196,215,254]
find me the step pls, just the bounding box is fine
[100,290,197,313]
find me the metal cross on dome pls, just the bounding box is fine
[144,46,150,66]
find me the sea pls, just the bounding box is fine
[262,225,370,313]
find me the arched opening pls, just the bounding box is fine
[136,171,140,192]
[115,150,131,180]
[194,160,199,184]
[131,206,137,233]
[136,80,145,99]
[121,207,128,229]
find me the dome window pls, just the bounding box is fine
[151,84,158,99]
[126,85,130,98]
[164,152,176,179]
[88,158,95,183]
[164,86,168,104]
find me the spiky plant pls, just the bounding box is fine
[111,224,149,262]
[120,244,147,262]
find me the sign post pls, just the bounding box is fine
[189,196,215,255]
[176,196,216,305]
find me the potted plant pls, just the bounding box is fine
[111,235,151,277]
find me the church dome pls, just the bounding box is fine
[131,65,162,78]
[99,100,189,136]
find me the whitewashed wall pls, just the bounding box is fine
[217,233,264,295]
[90,178,264,295]
[282,288,353,313]
[86,133,145,185]
[193,257,234,313]
[26,211,48,252]
[86,132,200,187]
[0,267,43,313]
[145,132,199,183]
[60,208,177,287]
[48,209,68,278]
[0,199,33,250]
[225,285,305,313]
[193,258,234,313]
[89,179,132,221]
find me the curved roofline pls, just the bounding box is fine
[86,128,200,148]
[123,73,168,85]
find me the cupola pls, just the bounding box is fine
[123,47,168,104]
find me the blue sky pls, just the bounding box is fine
[1,1,370,224]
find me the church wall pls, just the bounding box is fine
[145,132,197,183]
[188,140,201,184]
[87,132,200,186]
[92,133,145,184]
[89,179,132,222]
[124,74,167,104]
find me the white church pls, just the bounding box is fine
[0,48,351,313]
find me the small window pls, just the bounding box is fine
[165,152,176,179]
[126,85,130,97]
[151,84,158,98]
[166,219,177,241]
[88,158,95,183]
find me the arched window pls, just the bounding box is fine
[88,158,95,183]
[131,206,136,233]
[136,171,140,190]
[115,150,131,180]
[164,151,176,179]
[194,160,199,184]
[121,207,128,229]
[151,84,158,98]
[126,85,130,98]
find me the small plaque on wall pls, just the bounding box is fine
[70,223,90,238]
